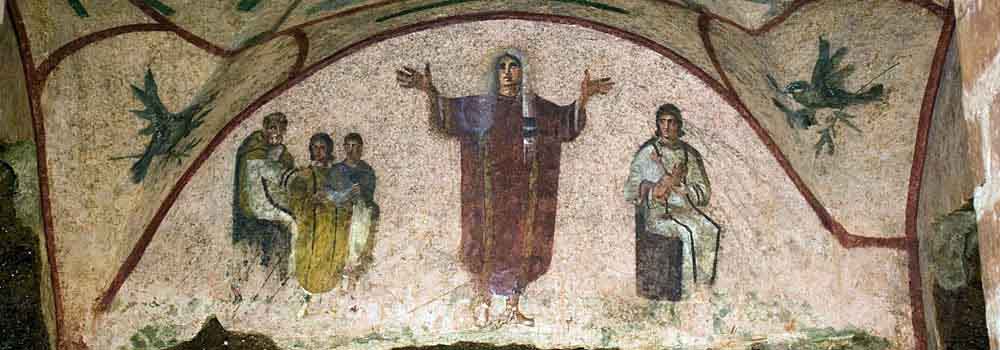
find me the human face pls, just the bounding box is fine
[658,114,681,143]
[263,122,286,146]
[343,139,363,163]
[310,141,329,163]
[496,56,522,97]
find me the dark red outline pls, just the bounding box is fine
[124,0,405,57]
[904,12,955,350]
[6,1,953,348]
[7,1,65,347]
[126,0,228,56]
[36,23,173,80]
[752,0,948,35]
[94,10,731,313]
[698,2,955,348]
[675,0,948,36]
[697,14,908,249]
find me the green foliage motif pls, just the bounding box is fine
[113,69,215,183]
[767,37,892,157]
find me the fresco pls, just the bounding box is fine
[230,112,297,304]
[2,0,953,349]
[767,37,889,156]
[231,111,381,312]
[114,69,215,183]
[82,21,915,349]
[395,49,612,327]
[624,104,720,302]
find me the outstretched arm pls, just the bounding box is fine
[579,69,614,109]
[562,69,613,141]
[397,63,456,135]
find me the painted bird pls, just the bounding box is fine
[771,97,816,129]
[126,69,213,183]
[776,37,884,110]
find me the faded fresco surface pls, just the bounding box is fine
[2,0,955,349]
[94,22,910,349]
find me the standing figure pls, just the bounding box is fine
[285,133,359,295]
[231,112,296,302]
[624,104,720,301]
[396,49,613,326]
[339,133,379,284]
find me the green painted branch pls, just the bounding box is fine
[236,0,263,12]
[66,0,88,18]
[143,0,175,16]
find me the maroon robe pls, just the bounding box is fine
[431,93,585,296]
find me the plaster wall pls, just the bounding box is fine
[83,21,916,350]
[0,1,955,349]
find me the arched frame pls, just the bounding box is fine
[5,1,952,348]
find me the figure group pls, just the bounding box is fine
[230,113,379,307]
[228,47,721,326]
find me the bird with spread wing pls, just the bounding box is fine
[115,69,215,183]
[768,37,893,156]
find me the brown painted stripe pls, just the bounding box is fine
[127,0,230,56]
[752,0,948,36]
[95,10,733,313]
[697,14,908,250]
[752,0,817,35]
[904,12,955,350]
[14,0,948,344]
[36,23,174,80]
[901,0,950,18]
[6,1,65,348]
[43,0,940,75]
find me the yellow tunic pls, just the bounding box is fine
[287,165,352,294]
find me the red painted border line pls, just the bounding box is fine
[904,12,955,350]
[901,0,950,18]
[35,0,944,85]
[746,0,947,36]
[36,23,174,80]
[95,10,733,312]
[751,0,817,35]
[7,1,65,347]
[288,29,309,77]
[12,0,948,340]
[225,0,408,57]
[126,0,405,58]
[127,0,229,56]
[697,14,907,250]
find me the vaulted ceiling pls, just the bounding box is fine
[2,1,955,349]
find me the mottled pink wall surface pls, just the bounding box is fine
[2,1,955,349]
